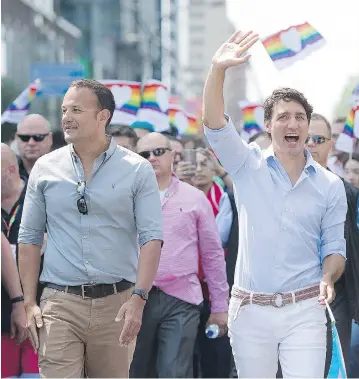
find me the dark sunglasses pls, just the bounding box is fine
[138,147,171,160]
[305,135,330,145]
[17,134,49,142]
[76,181,88,215]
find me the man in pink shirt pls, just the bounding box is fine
[130,133,229,378]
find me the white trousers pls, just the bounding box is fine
[228,295,327,378]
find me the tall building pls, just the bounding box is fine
[1,0,81,128]
[160,0,180,95]
[55,0,163,82]
[2,0,81,89]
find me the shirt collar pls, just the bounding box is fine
[70,136,117,162]
[263,145,317,174]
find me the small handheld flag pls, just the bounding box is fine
[1,79,41,124]
[168,105,198,136]
[261,22,326,70]
[101,80,141,126]
[335,105,359,153]
[137,80,170,133]
[239,101,264,142]
[325,300,347,378]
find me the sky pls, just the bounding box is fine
[226,0,359,121]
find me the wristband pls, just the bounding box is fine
[11,296,24,304]
[220,172,228,180]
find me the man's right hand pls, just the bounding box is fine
[175,161,196,184]
[212,30,259,71]
[25,303,43,351]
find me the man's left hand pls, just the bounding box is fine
[206,312,228,336]
[115,294,145,347]
[319,274,335,305]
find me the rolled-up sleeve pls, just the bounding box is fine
[204,117,260,177]
[134,162,163,247]
[18,160,46,246]
[320,178,347,261]
[198,194,229,313]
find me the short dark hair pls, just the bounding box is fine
[109,125,138,145]
[69,79,115,127]
[310,113,332,138]
[264,88,313,123]
[248,131,268,144]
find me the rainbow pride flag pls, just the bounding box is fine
[335,105,359,153]
[261,22,326,70]
[326,301,347,378]
[101,80,141,125]
[1,79,41,124]
[184,112,199,135]
[137,80,170,133]
[239,101,264,141]
[168,105,198,136]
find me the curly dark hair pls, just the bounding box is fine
[263,88,313,123]
[69,79,115,127]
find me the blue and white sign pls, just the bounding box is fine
[30,63,84,96]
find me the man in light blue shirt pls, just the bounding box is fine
[202,30,347,378]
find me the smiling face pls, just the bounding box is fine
[266,100,309,157]
[61,87,105,144]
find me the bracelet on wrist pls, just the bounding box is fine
[11,295,24,304]
[220,171,228,179]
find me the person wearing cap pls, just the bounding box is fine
[131,121,155,138]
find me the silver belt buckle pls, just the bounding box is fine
[271,292,284,308]
[81,284,93,299]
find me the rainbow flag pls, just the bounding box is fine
[184,112,199,135]
[261,22,326,70]
[326,301,347,378]
[1,79,41,124]
[137,80,170,133]
[101,80,141,125]
[238,101,264,141]
[335,105,359,153]
[168,105,198,136]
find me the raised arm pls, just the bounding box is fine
[203,31,261,176]
[203,30,258,129]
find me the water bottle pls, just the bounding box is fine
[205,324,220,339]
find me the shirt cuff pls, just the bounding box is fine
[139,234,164,248]
[210,298,229,313]
[321,239,346,261]
[203,114,232,135]
[18,226,44,246]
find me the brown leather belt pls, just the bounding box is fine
[231,284,320,308]
[45,280,134,299]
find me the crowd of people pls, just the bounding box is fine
[1,30,359,378]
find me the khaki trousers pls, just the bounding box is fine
[39,286,135,378]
